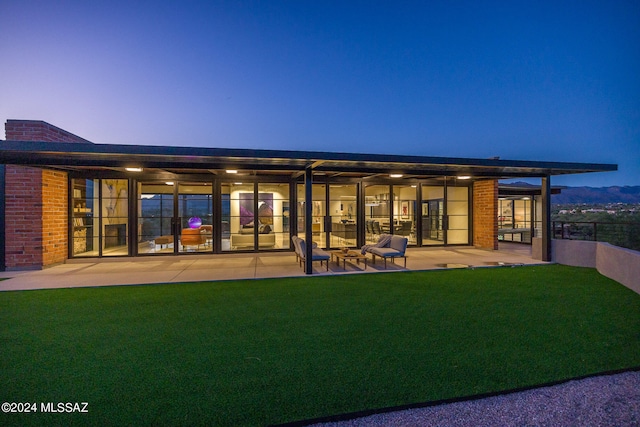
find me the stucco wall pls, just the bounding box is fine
[596,243,640,294]
[551,239,640,295]
[552,239,597,268]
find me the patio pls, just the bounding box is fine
[0,243,542,291]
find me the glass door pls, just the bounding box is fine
[224,182,255,251]
[364,185,389,243]
[392,185,416,245]
[177,182,213,253]
[329,184,357,248]
[137,181,175,254]
[421,185,445,245]
[297,184,327,248]
[137,180,214,254]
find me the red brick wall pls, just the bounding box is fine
[5,120,92,144]
[42,170,68,265]
[5,166,44,269]
[473,179,498,250]
[4,120,90,269]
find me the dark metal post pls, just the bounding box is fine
[304,166,313,274]
[357,181,365,248]
[289,180,297,250]
[416,183,422,246]
[541,175,552,261]
[213,179,222,253]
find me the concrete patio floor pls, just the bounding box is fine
[0,243,544,292]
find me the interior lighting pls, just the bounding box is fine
[165,181,174,186]
[125,167,143,172]
[226,169,238,174]
[389,174,403,178]
[457,175,471,180]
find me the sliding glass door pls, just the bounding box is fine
[329,184,357,248]
[137,181,213,254]
[137,181,176,254]
[224,182,289,251]
[421,185,445,245]
[177,182,213,253]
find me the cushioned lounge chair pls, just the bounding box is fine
[364,235,408,268]
[292,236,330,272]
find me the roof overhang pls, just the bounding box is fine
[499,183,563,196]
[0,140,618,180]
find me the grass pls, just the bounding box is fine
[1,264,639,426]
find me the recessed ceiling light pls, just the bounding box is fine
[390,174,403,178]
[125,167,143,172]
[226,169,238,174]
[457,175,471,180]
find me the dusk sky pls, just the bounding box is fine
[1,1,638,187]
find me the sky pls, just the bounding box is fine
[1,0,638,187]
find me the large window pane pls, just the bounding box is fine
[137,182,174,254]
[329,184,357,248]
[258,183,289,249]
[227,183,255,251]
[297,184,326,248]
[72,179,97,257]
[393,185,416,245]
[101,179,129,256]
[446,186,469,244]
[364,185,389,243]
[422,185,444,245]
[72,178,129,257]
[178,182,213,253]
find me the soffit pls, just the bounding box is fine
[0,140,618,180]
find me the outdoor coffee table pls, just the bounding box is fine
[331,250,368,270]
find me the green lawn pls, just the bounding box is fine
[1,264,639,426]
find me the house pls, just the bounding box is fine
[0,120,617,273]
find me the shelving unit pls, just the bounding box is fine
[72,181,94,254]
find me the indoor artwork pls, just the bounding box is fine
[239,193,274,225]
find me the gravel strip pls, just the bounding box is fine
[311,371,640,426]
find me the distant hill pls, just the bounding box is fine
[552,186,640,204]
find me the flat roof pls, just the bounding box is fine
[0,140,617,180]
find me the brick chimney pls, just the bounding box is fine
[3,120,92,270]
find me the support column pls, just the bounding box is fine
[541,175,552,262]
[357,181,365,248]
[304,166,313,274]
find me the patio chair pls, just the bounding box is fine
[291,236,303,266]
[295,237,330,272]
[366,235,408,268]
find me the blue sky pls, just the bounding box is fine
[1,1,638,187]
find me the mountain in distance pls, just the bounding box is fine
[552,185,640,204]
